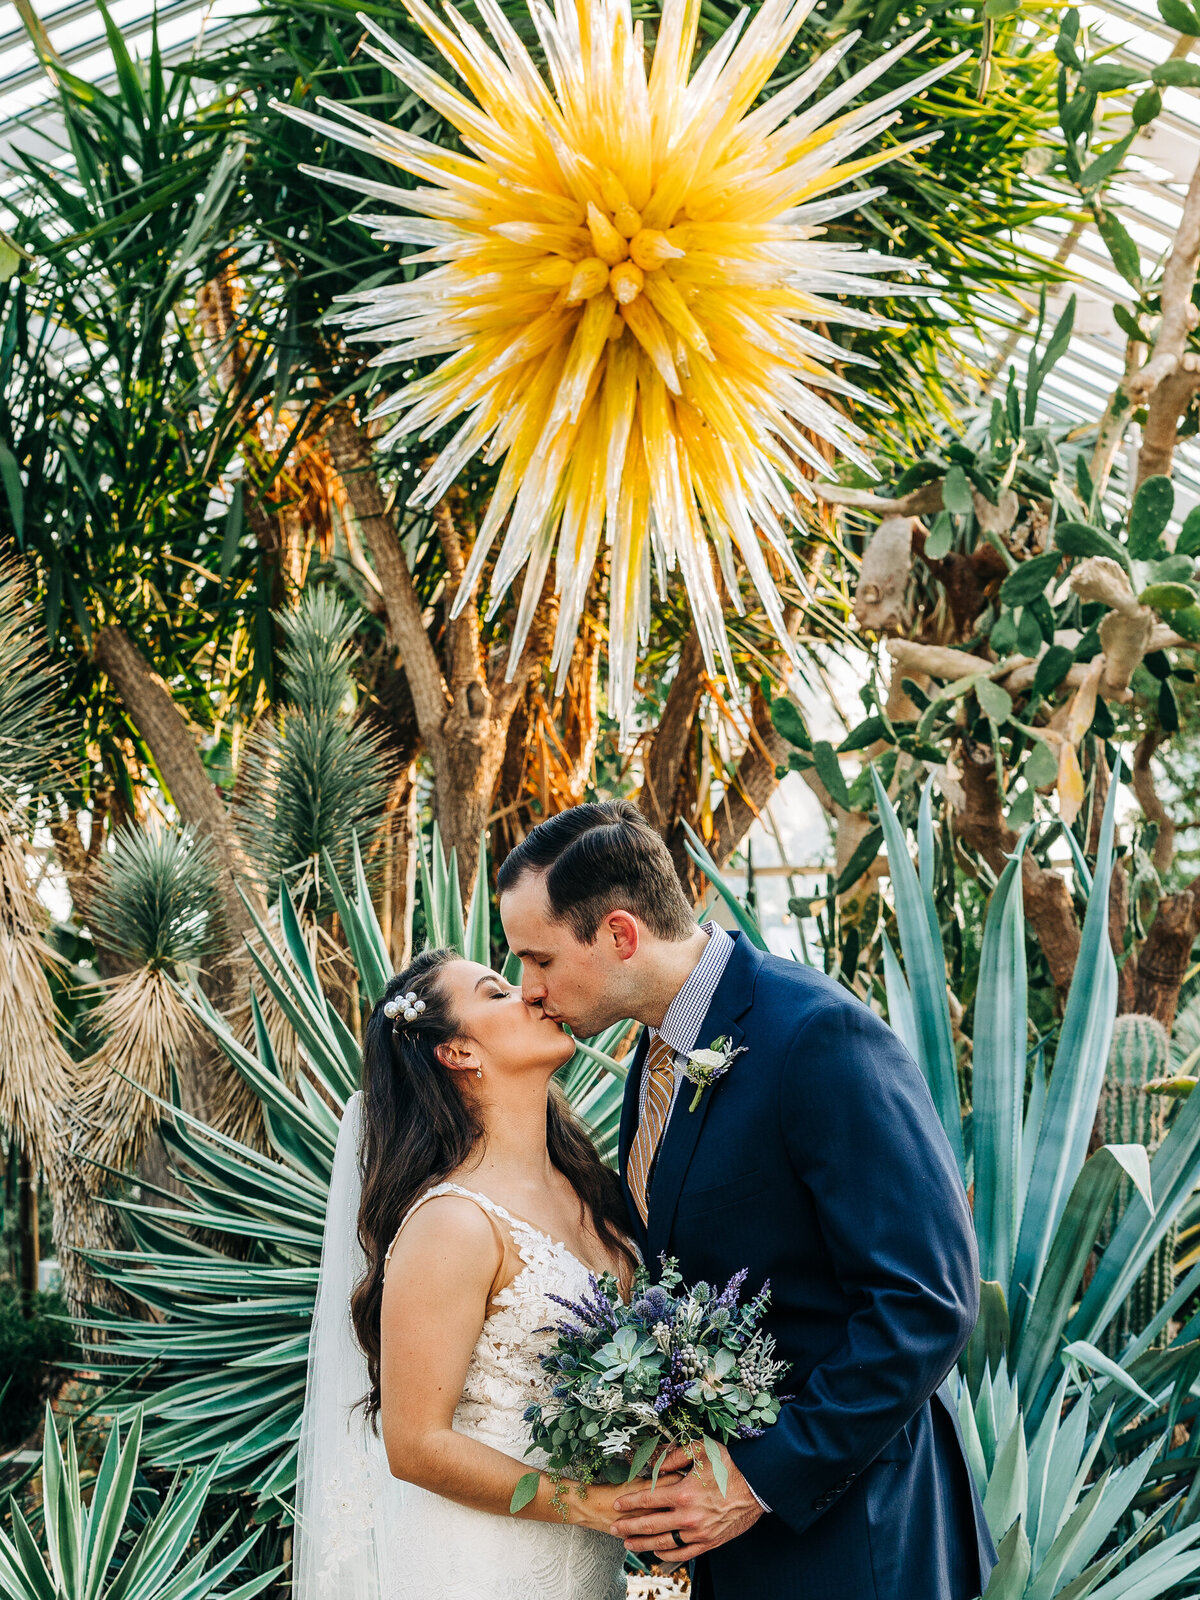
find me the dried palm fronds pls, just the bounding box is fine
[0,559,72,1179]
[0,826,73,1170]
[50,823,224,1310]
[60,964,206,1312]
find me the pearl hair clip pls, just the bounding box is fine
[383,990,426,1025]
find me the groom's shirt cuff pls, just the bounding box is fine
[747,1483,771,1513]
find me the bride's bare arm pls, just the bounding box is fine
[381,1195,622,1532]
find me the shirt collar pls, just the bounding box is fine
[653,921,735,1056]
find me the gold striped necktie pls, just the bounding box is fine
[628,1033,677,1227]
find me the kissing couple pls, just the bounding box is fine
[293,800,997,1600]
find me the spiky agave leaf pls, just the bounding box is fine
[0,1402,282,1600]
[235,590,393,902]
[273,0,966,731]
[87,822,224,968]
[950,1365,1200,1599]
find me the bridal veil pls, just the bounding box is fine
[293,1090,399,1600]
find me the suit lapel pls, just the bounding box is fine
[644,933,762,1265]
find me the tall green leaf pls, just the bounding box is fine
[1009,770,1120,1334]
[973,831,1032,1285]
[870,768,964,1178]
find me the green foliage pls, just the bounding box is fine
[0,1404,281,1600]
[872,773,1200,1450]
[954,1360,1200,1599]
[0,1288,71,1450]
[234,591,393,905]
[87,825,223,968]
[1,8,275,795]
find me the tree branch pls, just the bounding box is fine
[1130,152,1200,486]
[1133,729,1176,875]
[639,626,707,834]
[93,624,257,939]
[815,480,944,516]
[708,683,793,869]
[326,408,450,740]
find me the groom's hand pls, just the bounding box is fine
[610,1445,763,1560]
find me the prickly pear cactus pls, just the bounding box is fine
[1099,1015,1175,1358]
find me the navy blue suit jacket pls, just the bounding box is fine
[617,932,998,1600]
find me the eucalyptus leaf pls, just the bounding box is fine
[509,1472,541,1514]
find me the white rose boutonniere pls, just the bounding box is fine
[682,1035,748,1113]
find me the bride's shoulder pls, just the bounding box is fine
[384,1188,501,1281]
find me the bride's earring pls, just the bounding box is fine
[476,1066,483,1080]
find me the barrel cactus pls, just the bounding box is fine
[1099,1014,1175,1356]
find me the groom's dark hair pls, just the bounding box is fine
[497,799,695,943]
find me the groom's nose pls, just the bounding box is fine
[520,965,548,1005]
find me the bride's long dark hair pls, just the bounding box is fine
[351,946,635,1425]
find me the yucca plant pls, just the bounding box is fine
[233,591,393,907]
[0,1404,281,1600]
[77,829,633,1512]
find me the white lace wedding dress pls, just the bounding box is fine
[373,1182,627,1600]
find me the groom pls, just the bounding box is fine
[498,800,997,1600]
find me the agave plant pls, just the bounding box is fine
[77,829,633,1511]
[953,1361,1200,1599]
[861,770,1200,1441]
[0,1405,281,1600]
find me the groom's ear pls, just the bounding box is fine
[603,909,640,960]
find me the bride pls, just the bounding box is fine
[293,946,668,1600]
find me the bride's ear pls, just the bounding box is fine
[435,1039,480,1074]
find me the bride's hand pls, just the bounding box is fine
[565,1474,685,1535]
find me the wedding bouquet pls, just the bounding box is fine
[511,1257,788,1512]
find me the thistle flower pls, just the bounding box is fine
[275,0,964,730]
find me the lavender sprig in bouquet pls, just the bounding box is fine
[510,1257,789,1513]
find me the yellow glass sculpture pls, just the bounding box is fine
[277,0,963,728]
